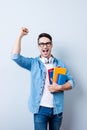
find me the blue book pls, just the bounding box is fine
[57,74,67,85]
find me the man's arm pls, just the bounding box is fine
[48,81,72,93]
[12,27,29,54]
[11,27,33,70]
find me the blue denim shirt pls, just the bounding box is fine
[11,54,75,114]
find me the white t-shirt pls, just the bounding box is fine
[40,58,54,108]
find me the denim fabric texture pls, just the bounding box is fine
[34,106,63,130]
[11,54,75,114]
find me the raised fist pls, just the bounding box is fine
[19,27,29,37]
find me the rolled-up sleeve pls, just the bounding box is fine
[11,53,33,71]
[66,68,75,89]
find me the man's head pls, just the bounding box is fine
[37,33,53,58]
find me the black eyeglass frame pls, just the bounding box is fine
[38,42,52,47]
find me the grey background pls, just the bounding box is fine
[0,0,87,130]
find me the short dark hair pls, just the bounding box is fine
[37,33,52,43]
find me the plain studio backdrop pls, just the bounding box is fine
[0,0,87,130]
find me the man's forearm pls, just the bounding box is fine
[48,81,72,93]
[12,36,22,54]
[12,27,29,54]
[59,81,72,91]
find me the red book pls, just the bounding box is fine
[48,68,54,84]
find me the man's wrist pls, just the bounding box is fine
[58,85,63,91]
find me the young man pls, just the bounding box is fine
[11,27,75,130]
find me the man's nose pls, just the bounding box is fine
[43,44,47,47]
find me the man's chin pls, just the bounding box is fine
[42,54,50,58]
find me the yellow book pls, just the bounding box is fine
[53,67,66,83]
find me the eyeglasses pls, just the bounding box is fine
[38,42,52,47]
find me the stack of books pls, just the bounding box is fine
[48,67,67,85]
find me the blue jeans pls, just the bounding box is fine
[34,106,63,130]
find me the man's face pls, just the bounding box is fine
[38,37,53,58]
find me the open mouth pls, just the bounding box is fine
[42,49,49,53]
[42,49,49,56]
